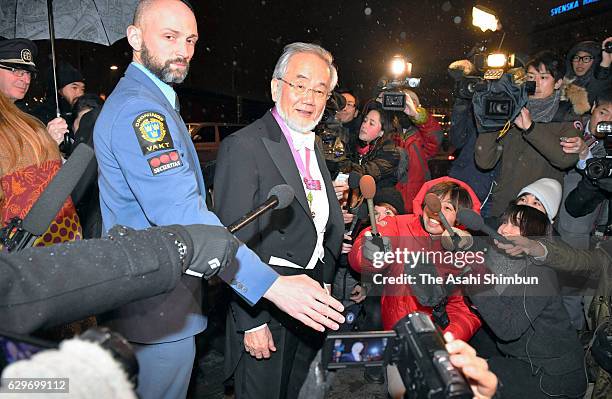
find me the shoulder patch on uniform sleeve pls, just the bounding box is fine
[132,111,175,155]
[147,150,183,175]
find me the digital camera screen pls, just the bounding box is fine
[323,331,396,369]
[383,93,405,108]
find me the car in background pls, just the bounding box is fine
[188,122,246,163]
[188,122,246,192]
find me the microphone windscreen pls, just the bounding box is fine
[456,208,484,231]
[424,193,441,213]
[348,172,362,189]
[268,184,295,209]
[359,175,376,199]
[23,144,95,236]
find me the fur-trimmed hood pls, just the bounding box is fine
[561,79,591,115]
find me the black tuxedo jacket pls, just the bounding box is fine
[214,111,344,333]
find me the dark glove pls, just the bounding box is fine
[362,234,392,262]
[165,224,240,280]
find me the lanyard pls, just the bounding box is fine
[271,107,320,190]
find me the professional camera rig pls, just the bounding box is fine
[323,312,473,399]
[585,122,612,180]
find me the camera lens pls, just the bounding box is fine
[605,41,612,54]
[587,161,606,180]
[485,99,511,117]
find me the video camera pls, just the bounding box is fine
[322,312,472,399]
[377,77,422,112]
[316,91,348,162]
[454,69,535,133]
[585,122,612,180]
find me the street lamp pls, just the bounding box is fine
[110,65,118,70]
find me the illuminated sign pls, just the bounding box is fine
[550,0,599,16]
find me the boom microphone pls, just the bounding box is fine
[359,175,378,236]
[227,184,295,234]
[456,208,512,245]
[0,144,95,252]
[24,144,95,236]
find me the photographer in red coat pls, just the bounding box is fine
[348,177,482,341]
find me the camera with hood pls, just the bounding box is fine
[322,312,473,399]
[453,69,535,133]
[585,122,612,180]
[450,49,535,132]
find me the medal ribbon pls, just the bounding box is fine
[271,107,316,184]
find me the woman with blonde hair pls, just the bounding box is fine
[0,91,82,248]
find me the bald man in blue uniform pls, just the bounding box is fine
[93,1,344,398]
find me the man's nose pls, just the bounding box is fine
[301,88,316,104]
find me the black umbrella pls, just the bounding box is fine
[0,0,137,116]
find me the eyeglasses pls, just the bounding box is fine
[0,64,36,79]
[571,55,594,63]
[277,78,331,100]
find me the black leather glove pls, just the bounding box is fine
[362,234,392,262]
[164,224,240,280]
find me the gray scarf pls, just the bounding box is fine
[527,90,561,123]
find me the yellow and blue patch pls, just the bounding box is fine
[132,111,175,156]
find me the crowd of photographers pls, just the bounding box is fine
[318,35,612,398]
[0,11,612,397]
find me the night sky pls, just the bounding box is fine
[24,0,612,118]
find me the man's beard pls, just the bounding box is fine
[276,103,324,133]
[140,44,189,84]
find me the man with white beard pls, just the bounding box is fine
[214,42,344,399]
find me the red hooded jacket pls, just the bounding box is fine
[393,113,441,214]
[348,177,482,341]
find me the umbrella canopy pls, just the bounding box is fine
[0,0,136,46]
[0,0,136,117]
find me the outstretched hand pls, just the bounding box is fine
[263,275,345,332]
[494,235,545,258]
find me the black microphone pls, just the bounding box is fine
[456,208,512,245]
[347,171,361,214]
[227,184,295,234]
[0,144,95,251]
[347,202,368,236]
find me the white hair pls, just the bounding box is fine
[272,42,338,90]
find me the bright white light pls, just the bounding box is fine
[487,53,507,68]
[472,6,499,32]
[110,65,118,70]
[390,56,406,76]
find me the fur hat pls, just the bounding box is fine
[517,178,562,221]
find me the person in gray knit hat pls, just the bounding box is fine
[517,177,563,222]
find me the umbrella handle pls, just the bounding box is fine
[47,0,60,118]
